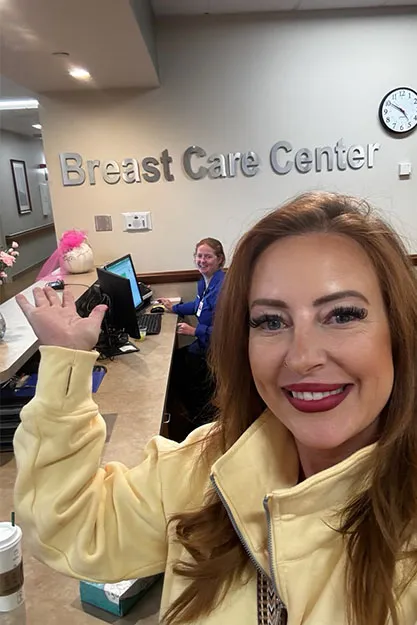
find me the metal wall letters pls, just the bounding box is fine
[59,139,380,186]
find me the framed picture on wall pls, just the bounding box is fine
[10,159,32,215]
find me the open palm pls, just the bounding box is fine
[16,286,107,351]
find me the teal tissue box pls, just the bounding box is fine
[80,574,161,616]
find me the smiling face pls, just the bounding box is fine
[195,243,222,278]
[248,233,394,460]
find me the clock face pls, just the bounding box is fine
[379,87,417,134]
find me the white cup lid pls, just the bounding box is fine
[0,522,22,551]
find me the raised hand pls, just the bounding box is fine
[16,286,107,351]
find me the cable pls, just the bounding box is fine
[75,285,105,318]
[64,283,91,288]
[96,327,129,361]
[75,285,132,360]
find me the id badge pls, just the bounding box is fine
[196,299,204,318]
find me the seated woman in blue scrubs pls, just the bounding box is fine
[159,238,225,441]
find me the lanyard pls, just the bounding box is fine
[196,284,209,318]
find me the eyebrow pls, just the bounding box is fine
[250,290,370,310]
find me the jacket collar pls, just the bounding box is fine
[199,269,224,290]
[210,410,374,574]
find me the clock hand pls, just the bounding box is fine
[390,101,407,117]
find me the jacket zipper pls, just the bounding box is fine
[211,475,289,622]
[210,474,269,579]
[263,495,280,598]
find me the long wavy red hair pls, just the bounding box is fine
[164,192,417,625]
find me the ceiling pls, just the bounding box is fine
[1,0,415,99]
[0,108,41,137]
[0,0,159,136]
[0,0,159,94]
[1,0,416,137]
[1,0,416,100]
[152,0,417,13]
[0,76,40,136]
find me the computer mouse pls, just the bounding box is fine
[150,305,165,313]
[46,279,65,290]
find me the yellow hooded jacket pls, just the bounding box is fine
[13,347,417,624]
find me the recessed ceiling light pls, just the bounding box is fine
[32,123,42,130]
[0,99,39,111]
[69,67,91,81]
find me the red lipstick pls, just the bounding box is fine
[283,383,352,413]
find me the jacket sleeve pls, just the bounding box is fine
[172,297,198,317]
[13,346,171,583]
[194,278,223,349]
[194,319,212,349]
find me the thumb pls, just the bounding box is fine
[89,304,108,328]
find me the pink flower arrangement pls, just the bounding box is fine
[0,242,19,285]
[59,230,87,255]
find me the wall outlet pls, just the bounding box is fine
[399,162,412,177]
[122,212,152,231]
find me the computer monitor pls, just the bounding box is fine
[104,254,143,311]
[96,267,140,339]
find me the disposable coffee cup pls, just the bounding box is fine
[0,522,24,612]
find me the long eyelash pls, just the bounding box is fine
[331,306,367,319]
[249,314,282,328]
[249,307,367,329]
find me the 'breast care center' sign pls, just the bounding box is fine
[59,138,380,186]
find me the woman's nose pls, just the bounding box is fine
[284,326,326,375]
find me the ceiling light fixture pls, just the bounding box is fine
[68,67,91,81]
[32,124,42,130]
[0,99,39,111]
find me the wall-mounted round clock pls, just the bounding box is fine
[379,87,417,135]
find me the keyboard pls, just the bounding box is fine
[136,313,162,335]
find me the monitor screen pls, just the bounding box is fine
[104,255,143,309]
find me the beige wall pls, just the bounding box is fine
[150,281,196,302]
[41,10,417,274]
